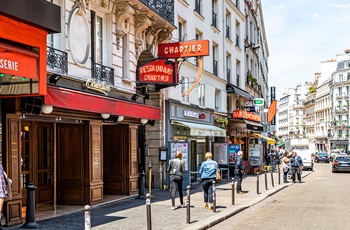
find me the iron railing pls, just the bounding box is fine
[226,25,230,40]
[140,0,174,25]
[213,60,218,76]
[236,34,240,48]
[92,62,114,85]
[46,47,68,74]
[227,69,231,83]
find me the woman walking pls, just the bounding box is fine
[168,151,185,210]
[282,152,291,183]
[199,152,219,210]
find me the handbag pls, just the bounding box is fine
[215,162,221,183]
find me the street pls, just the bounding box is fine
[210,162,350,230]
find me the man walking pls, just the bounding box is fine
[235,151,245,194]
[290,151,303,183]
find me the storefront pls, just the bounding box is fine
[165,102,226,188]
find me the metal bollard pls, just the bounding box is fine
[231,177,235,205]
[136,171,146,199]
[148,161,153,195]
[146,193,152,230]
[264,170,268,190]
[186,186,190,224]
[271,170,275,187]
[257,172,260,194]
[278,165,281,185]
[84,205,91,230]
[22,182,38,228]
[212,181,216,213]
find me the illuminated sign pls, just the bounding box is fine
[158,40,210,58]
[86,78,111,95]
[267,100,277,123]
[232,110,261,122]
[138,59,174,84]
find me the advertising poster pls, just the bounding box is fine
[228,144,240,165]
[168,142,190,190]
[213,143,228,165]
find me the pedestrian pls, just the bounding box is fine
[167,150,185,210]
[235,151,245,194]
[282,152,291,183]
[199,152,219,210]
[290,151,303,183]
[0,164,10,228]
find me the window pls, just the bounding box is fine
[226,11,231,40]
[181,76,189,103]
[235,20,240,48]
[226,54,231,83]
[92,11,104,64]
[212,0,218,28]
[198,83,205,106]
[236,59,241,87]
[195,31,202,67]
[213,45,218,75]
[195,0,202,15]
[215,89,221,111]
[338,87,342,96]
[178,19,187,41]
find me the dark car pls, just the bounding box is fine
[332,155,350,173]
[314,152,330,163]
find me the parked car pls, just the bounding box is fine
[314,152,330,163]
[332,155,350,173]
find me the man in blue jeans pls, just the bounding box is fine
[290,151,303,183]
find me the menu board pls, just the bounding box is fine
[213,143,228,164]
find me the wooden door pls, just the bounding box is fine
[21,122,54,207]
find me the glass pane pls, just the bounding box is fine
[96,16,103,64]
[21,173,30,189]
[38,172,53,186]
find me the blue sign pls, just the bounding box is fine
[228,144,240,165]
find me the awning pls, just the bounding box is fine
[277,141,285,147]
[226,83,253,99]
[243,119,264,132]
[252,133,276,144]
[44,86,161,120]
[171,120,226,137]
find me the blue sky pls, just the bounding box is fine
[262,0,350,99]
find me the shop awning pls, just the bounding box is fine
[171,120,226,137]
[44,86,161,120]
[226,83,253,99]
[252,133,276,144]
[277,141,285,147]
[243,119,264,132]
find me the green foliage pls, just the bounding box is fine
[309,86,316,94]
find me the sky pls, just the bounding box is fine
[262,0,350,100]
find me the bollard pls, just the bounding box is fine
[136,171,146,199]
[84,205,91,230]
[257,172,260,194]
[148,161,153,195]
[212,181,216,213]
[264,170,268,190]
[186,185,190,224]
[146,193,152,230]
[22,182,38,228]
[278,165,281,185]
[271,170,275,187]
[231,177,235,205]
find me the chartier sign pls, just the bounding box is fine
[232,110,261,122]
[138,59,175,85]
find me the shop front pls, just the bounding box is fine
[165,102,226,189]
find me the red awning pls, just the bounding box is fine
[44,86,161,120]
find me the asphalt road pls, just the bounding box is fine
[210,162,350,230]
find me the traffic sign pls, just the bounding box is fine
[253,98,264,106]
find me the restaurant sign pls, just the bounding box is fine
[158,40,210,59]
[138,59,175,84]
[232,110,261,122]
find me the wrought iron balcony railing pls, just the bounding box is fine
[140,0,174,25]
[92,63,114,85]
[47,47,68,74]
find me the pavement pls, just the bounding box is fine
[6,169,312,230]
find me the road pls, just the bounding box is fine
[210,162,350,230]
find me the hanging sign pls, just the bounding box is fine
[158,40,209,59]
[138,59,175,84]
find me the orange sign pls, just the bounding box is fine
[232,110,261,122]
[0,51,37,79]
[138,59,174,84]
[158,40,209,58]
[267,100,277,123]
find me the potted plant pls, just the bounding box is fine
[346,134,349,138]
[247,73,253,84]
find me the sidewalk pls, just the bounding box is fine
[7,170,312,230]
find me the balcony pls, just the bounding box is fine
[47,47,68,74]
[140,0,174,24]
[92,63,114,85]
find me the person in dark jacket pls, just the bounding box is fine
[168,151,185,210]
[290,151,303,183]
[235,151,245,194]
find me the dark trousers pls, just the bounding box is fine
[291,167,301,182]
[170,175,183,206]
[202,178,215,203]
[236,170,243,192]
[283,169,289,182]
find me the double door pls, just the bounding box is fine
[21,122,54,208]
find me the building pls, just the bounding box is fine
[0,0,175,226]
